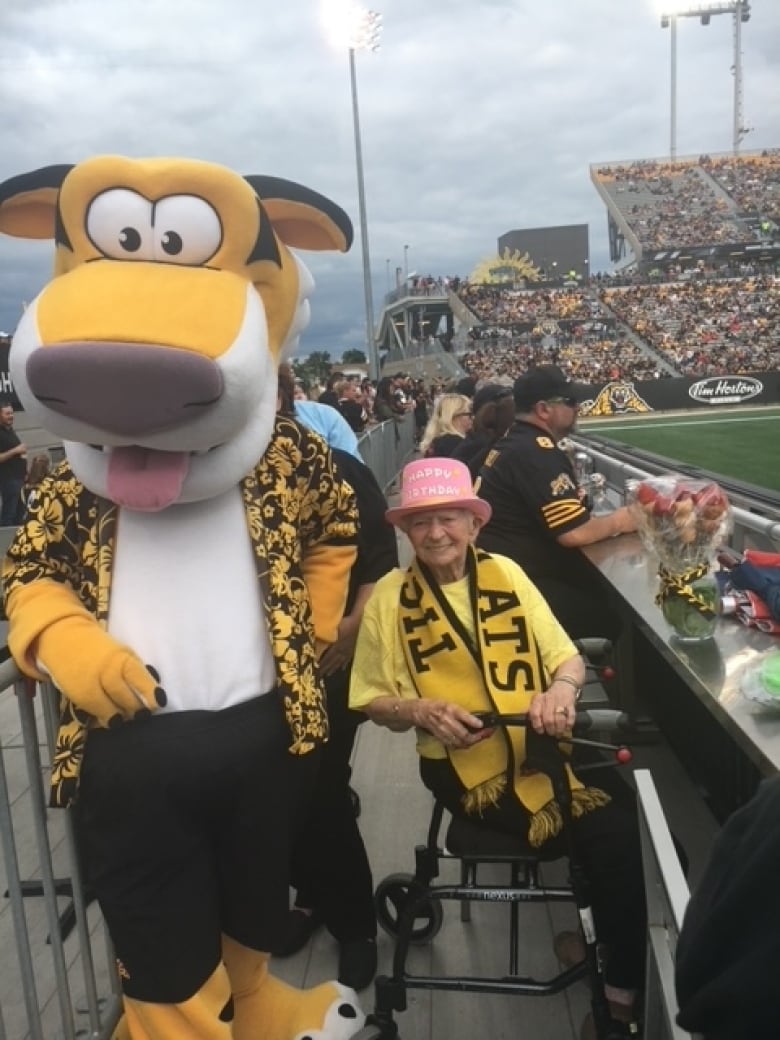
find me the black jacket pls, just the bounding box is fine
[675,775,780,1039]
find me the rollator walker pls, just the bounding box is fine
[354,642,640,1040]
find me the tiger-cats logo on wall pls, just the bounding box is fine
[579,382,652,417]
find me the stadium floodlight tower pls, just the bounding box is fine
[323,2,382,380]
[659,0,751,161]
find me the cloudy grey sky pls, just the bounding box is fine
[1,0,778,358]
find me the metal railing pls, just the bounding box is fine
[636,769,699,1040]
[0,662,121,1040]
[569,438,780,553]
[357,412,417,491]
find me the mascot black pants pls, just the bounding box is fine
[76,694,320,1003]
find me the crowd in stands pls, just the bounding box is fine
[595,159,754,250]
[454,283,672,383]
[457,284,601,325]
[600,276,780,376]
[449,266,780,383]
[701,153,780,224]
[459,331,668,386]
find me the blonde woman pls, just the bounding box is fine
[420,393,472,457]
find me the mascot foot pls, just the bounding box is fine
[223,935,365,1040]
[113,948,365,1040]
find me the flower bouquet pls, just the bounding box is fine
[627,475,732,642]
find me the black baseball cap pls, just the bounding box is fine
[513,365,582,412]
[472,383,514,414]
[455,375,478,398]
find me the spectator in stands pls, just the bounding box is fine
[22,452,51,512]
[475,366,636,642]
[0,401,27,526]
[392,374,415,413]
[455,374,478,399]
[361,377,376,419]
[318,371,345,409]
[412,380,431,445]
[278,363,361,458]
[419,393,473,458]
[373,376,406,424]
[336,379,368,434]
[451,383,515,478]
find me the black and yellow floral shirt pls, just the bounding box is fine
[2,416,358,807]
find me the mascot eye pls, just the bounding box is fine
[160,231,183,256]
[152,196,222,265]
[120,227,142,252]
[86,189,154,260]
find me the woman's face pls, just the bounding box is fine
[403,508,482,584]
[451,406,473,435]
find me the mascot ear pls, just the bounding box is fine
[245,175,353,254]
[0,164,73,239]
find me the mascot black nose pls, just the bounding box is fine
[26,342,223,437]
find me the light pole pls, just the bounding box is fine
[660,1,751,159]
[327,5,382,380]
[403,243,410,282]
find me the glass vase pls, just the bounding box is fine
[657,569,720,643]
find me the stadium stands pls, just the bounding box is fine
[593,158,755,251]
[600,277,780,376]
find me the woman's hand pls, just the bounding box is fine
[419,700,495,750]
[528,684,577,737]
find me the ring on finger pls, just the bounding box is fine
[554,707,568,715]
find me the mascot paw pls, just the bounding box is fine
[290,981,365,1040]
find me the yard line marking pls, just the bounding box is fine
[586,415,780,433]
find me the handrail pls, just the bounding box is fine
[569,436,780,552]
[635,769,698,1040]
[0,666,121,1039]
[357,412,416,491]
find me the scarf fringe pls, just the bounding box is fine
[462,774,507,815]
[527,787,612,848]
[462,781,612,848]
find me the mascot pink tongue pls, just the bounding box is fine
[107,446,190,511]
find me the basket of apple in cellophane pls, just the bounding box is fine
[627,475,732,641]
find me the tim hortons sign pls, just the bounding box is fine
[688,376,763,406]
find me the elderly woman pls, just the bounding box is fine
[349,458,645,1038]
[419,393,473,458]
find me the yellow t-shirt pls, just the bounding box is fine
[349,552,577,758]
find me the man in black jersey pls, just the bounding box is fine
[475,366,636,641]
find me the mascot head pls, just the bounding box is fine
[0,156,352,510]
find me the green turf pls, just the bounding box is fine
[582,409,780,492]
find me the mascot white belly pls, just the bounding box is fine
[109,488,274,712]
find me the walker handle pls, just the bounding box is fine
[471,710,633,764]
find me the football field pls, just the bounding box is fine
[581,407,780,493]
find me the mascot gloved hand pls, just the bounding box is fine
[0,156,365,1040]
[7,580,164,724]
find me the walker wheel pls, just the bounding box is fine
[375,872,443,944]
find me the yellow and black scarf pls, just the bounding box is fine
[399,547,609,846]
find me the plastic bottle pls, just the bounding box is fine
[589,473,616,517]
